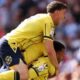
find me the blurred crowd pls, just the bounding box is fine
[0,0,80,80]
[0,0,54,34]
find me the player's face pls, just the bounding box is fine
[58,9,67,23]
[52,9,68,25]
[56,49,65,63]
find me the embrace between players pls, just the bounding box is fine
[0,1,68,80]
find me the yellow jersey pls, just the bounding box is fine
[0,70,19,80]
[29,57,55,80]
[5,13,54,64]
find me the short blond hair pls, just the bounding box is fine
[47,1,67,13]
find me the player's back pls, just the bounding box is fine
[4,13,53,64]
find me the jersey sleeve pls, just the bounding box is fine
[42,23,54,39]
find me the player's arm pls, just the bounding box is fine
[43,39,59,73]
[42,22,59,74]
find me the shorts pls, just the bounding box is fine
[0,38,25,66]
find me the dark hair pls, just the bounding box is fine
[47,1,67,13]
[53,40,65,52]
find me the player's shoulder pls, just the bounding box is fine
[35,13,53,25]
[28,13,49,21]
